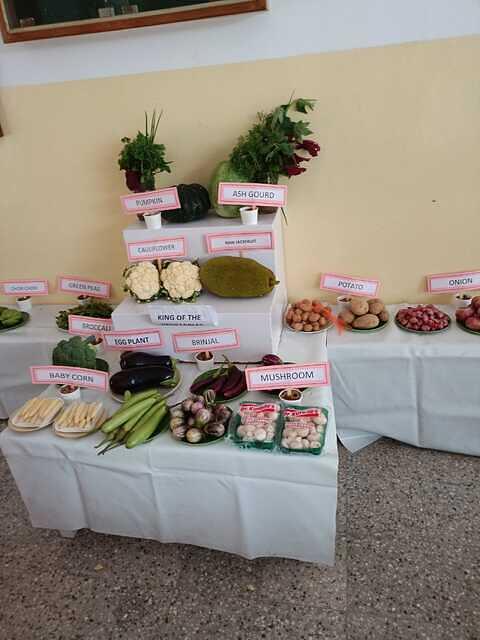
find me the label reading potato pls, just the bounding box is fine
[320,273,380,297]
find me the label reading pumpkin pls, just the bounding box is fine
[120,187,180,215]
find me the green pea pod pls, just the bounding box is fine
[101,396,161,434]
[125,405,167,449]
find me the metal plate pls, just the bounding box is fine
[394,314,451,335]
[456,320,480,336]
[350,320,389,334]
[0,312,30,333]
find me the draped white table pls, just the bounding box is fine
[0,329,338,565]
[328,304,480,456]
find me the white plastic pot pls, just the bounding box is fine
[336,296,352,311]
[279,388,304,406]
[59,386,81,403]
[144,212,162,229]
[77,295,90,306]
[194,352,215,372]
[90,338,104,356]
[16,297,32,312]
[454,294,472,308]
[240,207,258,225]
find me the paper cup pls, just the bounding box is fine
[144,211,162,229]
[77,295,90,306]
[336,296,352,311]
[279,389,304,406]
[16,297,32,312]
[240,207,258,225]
[194,352,215,372]
[59,386,81,402]
[454,294,472,308]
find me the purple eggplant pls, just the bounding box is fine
[120,351,173,371]
[110,365,174,395]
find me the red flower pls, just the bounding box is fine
[284,165,307,177]
[296,139,321,157]
[125,169,144,192]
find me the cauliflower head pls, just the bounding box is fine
[160,261,202,302]
[124,262,160,302]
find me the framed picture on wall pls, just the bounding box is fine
[0,0,267,43]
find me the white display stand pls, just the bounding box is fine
[114,211,288,361]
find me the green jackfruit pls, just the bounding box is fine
[200,256,279,298]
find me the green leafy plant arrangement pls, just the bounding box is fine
[55,299,114,331]
[118,110,172,192]
[229,97,320,184]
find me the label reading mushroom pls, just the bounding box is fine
[320,273,380,297]
[245,363,330,391]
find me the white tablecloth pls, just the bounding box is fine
[328,304,480,455]
[0,331,338,564]
[0,305,66,418]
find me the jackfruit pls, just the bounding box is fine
[200,256,279,298]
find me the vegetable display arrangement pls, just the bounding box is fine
[456,296,480,334]
[52,336,109,372]
[123,260,202,303]
[55,299,114,331]
[0,307,26,330]
[96,389,169,454]
[170,390,232,445]
[109,351,180,398]
[209,97,321,218]
[190,359,247,402]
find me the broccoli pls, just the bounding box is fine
[52,336,109,371]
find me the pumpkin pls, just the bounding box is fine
[162,183,211,224]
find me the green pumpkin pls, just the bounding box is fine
[162,183,211,224]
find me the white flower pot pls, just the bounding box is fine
[240,207,258,225]
[279,389,304,406]
[90,338,104,356]
[454,294,472,308]
[336,296,352,312]
[77,295,90,306]
[59,385,81,403]
[16,297,32,312]
[194,352,215,372]
[144,212,162,229]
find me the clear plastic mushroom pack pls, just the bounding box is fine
[279,407,328,455]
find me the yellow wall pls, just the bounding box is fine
[1,35,479,304]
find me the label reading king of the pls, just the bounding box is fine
[217,182,287,207]
[103,329,163,350]
[120,187,180,215]
[58,276,111,299]
[0,279,49,296]
[245,363,330,391]
[205,231,274,253]
[426,270,480,294]
[149,305,218,327]
[126,237,187,262]
[172,328,240,353]
[30,366,108,391]
[320,272,380,297]
[68,315,113,336]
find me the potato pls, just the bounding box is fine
[292,313,302,323]
[318,316,327,326]
[302,311,310,322]
[312,322,320,331]
[292,323,304,331]
[286,308,294,321]
[379,309,390,323]
[368,300,385,315]
[352,314,380,329]
[299,299,312,312]
[308,312,320,323]
[303,324,313,332]
[339,309,355,324]
[350,299,369,316]
[465,316,480,332]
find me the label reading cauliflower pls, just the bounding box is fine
[160,261,202,302]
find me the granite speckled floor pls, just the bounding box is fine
[1,436,479,640]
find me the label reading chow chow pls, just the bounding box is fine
[172,328,240,352]
[217,182,287,207]
[426,270,480,293]
[245,363,330,391]
[320,273,380,297]
[149,305,218,327]
[120,187,180,214]
[0,279,49,296]
[30,366,108,391]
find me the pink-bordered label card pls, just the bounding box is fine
[0,279,49,296]
[103,329,163,350]
[217,182,287,207]
[30,366,108,391]
[120,187,180,215]
[320,272,380,297]
[126,236,187,262]
[172,328,240,353]
[245,362,330,391]
[205,231,274,254]
[426,270,480,293]
[68,315,113,336]
[58,276,111,299]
